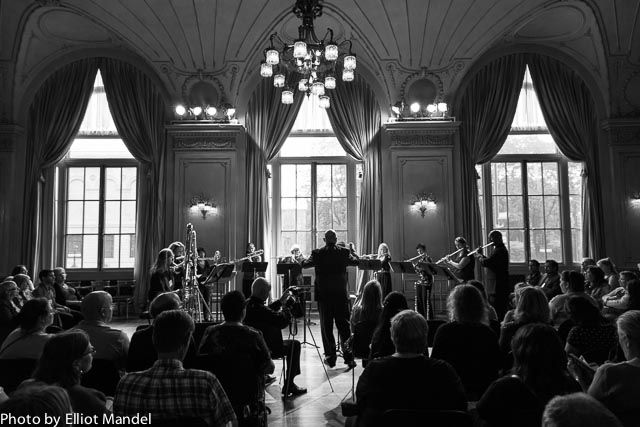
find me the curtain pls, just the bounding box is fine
[326,77,383,291]
[527,54,605,259]
[245,75,304,253]
[457,55,527,248]
[100,58,167,311]
[21,59,100,275]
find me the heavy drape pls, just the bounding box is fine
[100,58,167,311]
[527,54,605,259]
[21,59,100,275]
[326,77,383,291]
[245,75,304,253]
[457,55,527,249]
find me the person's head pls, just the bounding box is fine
[454,237,467,250]
[565,271,585,293]
[358,280,383,311]
[585,265,605,285]
[377,243,390,256]
[38,269,55,285]
[466,280,489,302]
[290,244,301,256]
[16,297,53,332]
[0,385,72,425]
[390,310,428,354]
[324,229,337,245]
[581,258,596,273]
[619,271,637,289]
[380,291,409,325]
[566,295,603,326]
[0,280,18,301]
[627,279,640,310]
[80,291,113,323]
[149,292,181,318]
[152,310,195,358]
[528,259,540,273]
[597,258,617,275]
[53,267,66,285]
[515,286,550,324]
[542,393,623,427]
[153,248,174,272]
[616,310,640,360]
[197,247,206,262]
[13,273,34,293]
[247,242,256,253]
[488,230,503,245]
[221,290,246,322]
[545,260,559,275]
[416,243,426,254]
[251,277,271,302]
[447,284,487,324]
[169,241,185,258]
[33,330,95,388]
[10,265,28,277]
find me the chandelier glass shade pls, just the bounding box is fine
[260,0,356,108]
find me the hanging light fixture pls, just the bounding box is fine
[260,0,357,108]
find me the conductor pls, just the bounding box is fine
[302,229,359,368]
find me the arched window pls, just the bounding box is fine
[55,70,137,272]
[478,67,583,265]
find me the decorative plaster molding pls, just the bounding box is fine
[173,136,236,150]
[181,72,228,105]
[601,119,640,146]
[389,133,452,147]
[35,0,61,6]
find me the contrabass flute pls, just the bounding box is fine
[468,242,493,256]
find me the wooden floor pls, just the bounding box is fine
[113,310,361,427]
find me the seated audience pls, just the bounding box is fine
[540,260,562,300]
[0,384,73,426]
[542,393,623,427]
[244,277,306,395]
[350,280,383,330]
[0,297,53,359]
[114,310,236,426]
[13,273,34,309]
[581,258,596,275]
[73,291,129,373]
[431,284,501,400]
[148,248,176,302]
[0,280,20,344]
[354,310,466,427]
[598,258,620,290]
[23,330,108,418]
[467,280,499,323]
[502,281,529,325]
[53,267,81,310]
[127,292,197,372]
[549,271,597,328]
[10,265,29,277]
[199,290,274,422]
[602,273,639,316]
[585,265,611,305]
[477,323,580,427]
[565,296,618,363]
[369,291,408,360]
[526,259,542,287]
[33,269,81,329]
[586,310,640,427]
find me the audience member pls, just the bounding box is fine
[549,271,597,328]
[585,265,611,305]
[581,258,596,275]
[73,291,129,373]
[244,277,306,395]
[114,310,236,426]
[602,273,639,316]
[33,269,81,329]
[565,296,618,363]
[148,248,176,302]
[542,393,623,427]
[0,384,73,426]
[354,310,466,427]
[350,280,383,330]
[466,279,499,323]
[10,265,29,277]
[0,280,20,344]
[53,267,81,310]
[24,330,108,418]
[502,282,529,325]
[0,297,53,359]
[540,260,562,300]
[13,273,34,309]
[431,284,501,400]
[199,290,273,422]
[525,260,542,287]
[477,323,580,427]
[598,258,620,290]
[369,291,408,360]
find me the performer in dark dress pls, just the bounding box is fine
[445,237,475,282]
[301,229,359,367]
[474,230,510,320]
[148,248,176,302]
[413,243,433,319]
[374,243,392,298]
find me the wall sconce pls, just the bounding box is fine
[174,103,237,123]
[411,192,437,217]
[189,193,217,219]
[630,191,640,207]
[389,100,453,122]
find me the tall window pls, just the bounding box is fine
[271,96,360,258]
[57,71,138,270]
[478,67,583,265]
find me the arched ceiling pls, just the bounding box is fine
[3,0,639,117]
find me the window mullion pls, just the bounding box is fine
[311,162,317,247]
[97,166,106,270]
[558,160,572,265]
[522,161,531,262]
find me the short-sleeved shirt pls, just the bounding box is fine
[73,320,130,372]
[566,322,618,356]
[198,323,272,373]
[114,359,236,427]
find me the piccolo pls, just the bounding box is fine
[435,247,465,264]
[468,242,493,256]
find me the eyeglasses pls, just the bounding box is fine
[82,347,96,357]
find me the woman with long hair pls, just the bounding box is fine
[597,258,619,290]
[26,330,108,416]
[369,291,408,360]
[148,248,176,302]
[0,297,53,359]
[12,274,34,309]
[350,280,383,330]
[478,323,580,427]
[374,243,392,298]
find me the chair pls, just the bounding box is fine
[0,358,37,394]
[343,320,377,401]
[381,409,473,427]
[81,359,121,396]
[427,319,447,347]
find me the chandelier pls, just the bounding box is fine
[260,0,356,108]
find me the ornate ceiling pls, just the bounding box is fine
[2,0,640,119]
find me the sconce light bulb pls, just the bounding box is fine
[410,102,420,113]
[205,106,217,116]
[175,105,187,116]
[191,106,203,116]
[426,104,437,113]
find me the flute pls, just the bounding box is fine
[435,247,465,264]
[468,242,493,256]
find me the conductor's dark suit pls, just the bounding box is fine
[302,243,359,362]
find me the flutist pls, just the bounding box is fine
[242,242,263,298]
[413,243,433,319]
[473,230,510,320]
[443,237,475,282]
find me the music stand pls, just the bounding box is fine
[390,261,418,294]
[417,262,460,282]
[203,263,235,322]
[242,261,268,282]
[276,262,302,291]
[356,259,382,294]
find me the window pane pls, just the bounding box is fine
[506,230,525,263]
[316,198,331,230]
[492,163,507,195]
[82,235,98,268]
[296,232,311,256]
[528,195,544,229]
[105,168,121,200]
[571,229,582,263]
[506,163,522,195]
[335,231,348,244]
[542,163,559,195]
[317,165,331,197]
[281,165,296,197]
[281,232,296,254]
[68,168,85,199]
[281,198,296,230]
[84,201,99,233]
[296,198,311,230]
[332,165,347,196]
[333,198,348,229]
[297,165,311,197]
[103,235,118,268]
[527,163,543,195]
[568,162,582,194]
[104,201,121,234]
[84,168,100,200]
[67,201,84,234]
[545,229,563,263]
[544,196,561,228]
[121,234,135,268]
[530,229,547,259]
[65,235,83,268]
[507,196,523,228]
[569,195,582,229]
[493,196,508,228]
[121,201,136,233]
